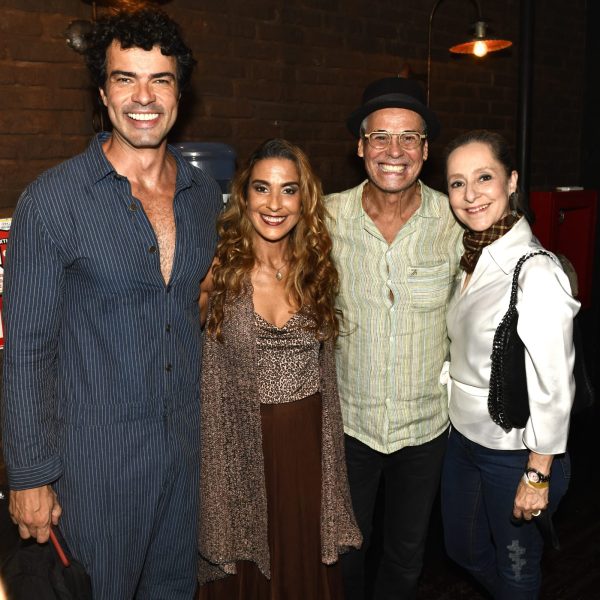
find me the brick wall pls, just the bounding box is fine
[0,0,587,213]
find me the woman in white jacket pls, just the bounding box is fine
[441,130,579,599]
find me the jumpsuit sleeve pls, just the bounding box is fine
[2,191,67,490]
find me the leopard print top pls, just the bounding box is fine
[254,310,320,404]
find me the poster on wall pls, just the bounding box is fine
[0,217,12,349]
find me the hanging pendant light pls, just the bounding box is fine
[427,0,513,104]
[449,19,512,57]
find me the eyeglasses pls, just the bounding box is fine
[363,130,427,150]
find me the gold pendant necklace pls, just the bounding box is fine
[274,261,288,280]
[259,259,287,280]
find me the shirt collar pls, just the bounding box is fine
[484,216,535,274]
[86,132,199,190]
[86,133,117,185]
[342,179,442,220]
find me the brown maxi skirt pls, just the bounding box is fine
[198,392,343,600]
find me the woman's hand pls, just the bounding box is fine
[199,258,217,327]
[512,451,553,521]
[513,478,549,520]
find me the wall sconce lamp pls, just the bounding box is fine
[427,0,512,104]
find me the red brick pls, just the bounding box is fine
[57,110,94,136]
[236,80,283,102]
[0,0,78,11]
[281,6,323,29]
[0,63,15,84]
[5,36,73,63]
[304,29,345,49]
[0,0,590,209]
[12,63,88,89]
[0,86,87,111]
[193,34,234,57]
[204,15,253,39]
[203,97,254,119]
[248,61,285,82]
[0,9,43,36]
[7,134,86,160]
[257,23,305,45]
[198,57,246,81]
[0,135,24,161]
[232,4,278,21]
[231,39,282,62]
[234,119,283,140]
[194,76,235,98]
[0,111,58,135]
[43,13,86,38]
[254,103,305,123]
[182,118,234,140]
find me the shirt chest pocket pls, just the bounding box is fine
[407,262,451,311]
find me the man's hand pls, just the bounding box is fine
[9,485,62,543]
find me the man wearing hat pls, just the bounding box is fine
[325,77,462,599]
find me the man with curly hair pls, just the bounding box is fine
[2,9,221,599]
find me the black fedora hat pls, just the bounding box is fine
[346,77,440,140]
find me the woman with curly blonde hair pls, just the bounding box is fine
[198,138,361,600]
[205,138,339,341]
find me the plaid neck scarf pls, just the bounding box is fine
[460,212,521,273]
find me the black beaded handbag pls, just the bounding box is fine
[488,251,595,432]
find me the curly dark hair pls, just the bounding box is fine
[84,9,196,92]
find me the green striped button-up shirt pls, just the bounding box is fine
[326,180,463,454]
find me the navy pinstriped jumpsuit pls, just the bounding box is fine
[2,133,221,599]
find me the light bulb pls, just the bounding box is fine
[473,40,488,57]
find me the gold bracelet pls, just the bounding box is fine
[522,474,549,489]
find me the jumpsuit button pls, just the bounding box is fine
[165,363,172,372]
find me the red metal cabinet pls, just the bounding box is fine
[0,219,10,348]
[529,190,597,309]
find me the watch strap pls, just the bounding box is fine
[525,467,551,483]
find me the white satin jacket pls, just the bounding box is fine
[445,217,580,454]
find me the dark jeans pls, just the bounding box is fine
[441,428,570,600]
[342,431,448,600]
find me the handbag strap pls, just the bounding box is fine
[508,250,553,308]
[488,249,554,432]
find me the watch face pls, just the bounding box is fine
[527,470,541,483]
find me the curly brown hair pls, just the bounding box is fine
[206,138,339,342]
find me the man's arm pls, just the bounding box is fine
[3,190,67,539]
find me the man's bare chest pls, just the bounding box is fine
[136,190,176,283]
